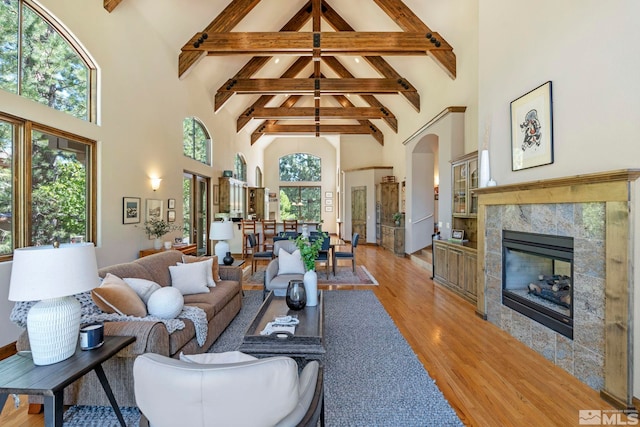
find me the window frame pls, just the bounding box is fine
[1,0,98,122]
[0,111,96,261]
[182,117,211,165]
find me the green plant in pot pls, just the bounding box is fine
[293,232,327,307]
[393,212,403,226]
[143,217,181,249]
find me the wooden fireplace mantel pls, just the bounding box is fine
[475,168,640,409]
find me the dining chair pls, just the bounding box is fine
[313,233,331,279]
[261,219,277,252]
[283,219,298,233]
[241,220,257,259]
[333,233,359,275]
[247,233,274,274]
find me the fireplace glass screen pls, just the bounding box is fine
[502,230,573,339]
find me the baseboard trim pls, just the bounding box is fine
[0,341,17,361]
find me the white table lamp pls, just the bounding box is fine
[210,220,234,265]
[9,243,100,365]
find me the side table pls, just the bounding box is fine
[0,336,135,427]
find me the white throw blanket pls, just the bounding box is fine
[10,291,209,347]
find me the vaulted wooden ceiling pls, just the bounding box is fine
[104,0,456,144]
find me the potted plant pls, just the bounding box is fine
[393,212,403,226]
[294,232,327,307]
[144,217,181,249]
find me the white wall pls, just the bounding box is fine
[478,0,640,398]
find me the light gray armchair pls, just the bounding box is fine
[134,352,324,427]
[264,240,304,299]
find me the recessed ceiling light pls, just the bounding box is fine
[355,58,360,63]
[274,58,280,64]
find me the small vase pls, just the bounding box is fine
[223,252,234,265]
[286,280,306,310]
[153,238,162,250]
[303,270,318,306]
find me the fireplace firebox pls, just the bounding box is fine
[502,230,573,339]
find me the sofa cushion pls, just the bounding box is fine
[135,250,185,287]
[147,286,184,319]
[91,273,147,317]
[182,280,241,320]
[123,278,161,304]
[168,262,210,295]
[278,248,305,275]
[182,255,220,283]
[178,257,215,287]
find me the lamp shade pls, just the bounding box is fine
[9,243,100,302]
[209,221,234,241]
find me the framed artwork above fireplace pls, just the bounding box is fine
[510,81,554,171]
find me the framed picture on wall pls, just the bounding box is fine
[511,81,554,171]
[325,206,333,212]
[167,210,176,222]
[123,197,140,224]
[325,199,333,205]
[213,185,219,205]
[146,199,163,221]
[168,198,175,209]
[325,191,333,198]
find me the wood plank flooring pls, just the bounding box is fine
[0,244,622,426]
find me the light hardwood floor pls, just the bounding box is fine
[0,244,623,426]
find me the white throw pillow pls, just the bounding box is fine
[177,257,215,287]
[169,262,210,295]
[179,351,257,364]
[123,278,162,304]
[147,286,184,319]
[278,248,305,275]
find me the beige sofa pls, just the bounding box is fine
[17,250,243,407]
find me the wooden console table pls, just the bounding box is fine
[139,243,197,258]
[0,336,135,427]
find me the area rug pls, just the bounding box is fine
[245,265,378,286]
[63,290,461,426]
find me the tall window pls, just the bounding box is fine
[182,117,211,165]
[279,153,322,221]
[0,0,95,121]
[183,172,209,256]
[234,153,246,182]
[0,113,95,258]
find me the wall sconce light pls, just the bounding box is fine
[150,178,162,191]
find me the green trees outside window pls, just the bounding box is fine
[0,0,93,121]
[183,117,211,165]
[279,153,322,222]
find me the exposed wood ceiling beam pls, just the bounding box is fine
[181,32,452,56]
[248,75,385,145]
[219,78,418,95]
[103,0,124,12]
[244,107,392,120]
[178,0,262,78]
[321,2,420,112]
[372,0,456,79]
[254,124,383,137]
[215,4,313,111]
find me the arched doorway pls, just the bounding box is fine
[407,135,438,253]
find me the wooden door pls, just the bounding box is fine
[351,186,367,241]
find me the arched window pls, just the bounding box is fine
[183,117,211,165]
[0,1,96,121]
[234,153,247,182]
[279,153,321,221]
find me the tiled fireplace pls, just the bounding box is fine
[475,170,640,408]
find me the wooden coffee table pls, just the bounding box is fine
[239,291,325,362]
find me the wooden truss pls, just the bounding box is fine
[109,0,457,144]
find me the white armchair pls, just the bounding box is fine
[133,352,323,427]
[264,240,304,299]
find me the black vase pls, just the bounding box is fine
[223,252,234,265]
[286,280,306,310]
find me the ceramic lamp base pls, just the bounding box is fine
[27,296,81,365]
[214,241,230,265]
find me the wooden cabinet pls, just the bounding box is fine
[380,224,405,256]
[219,177,246,219]
[432,240,477,303]
[378,182,399,224]
[248,187,269,220]
[451,151,478,217]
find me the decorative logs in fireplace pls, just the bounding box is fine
[527,274,571,308]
